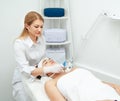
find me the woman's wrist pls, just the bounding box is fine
[41,67,45,76]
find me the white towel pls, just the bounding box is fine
[57,68,120,101]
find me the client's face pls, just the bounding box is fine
[42,58,56,67]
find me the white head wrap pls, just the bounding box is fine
[38,57,49,68]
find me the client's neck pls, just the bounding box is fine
[50,72,66,79]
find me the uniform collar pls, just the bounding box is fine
[24,36,41,48]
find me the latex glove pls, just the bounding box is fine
[43,64,64,75]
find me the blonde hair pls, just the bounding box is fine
[19,11,44,39]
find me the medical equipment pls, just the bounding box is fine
[62,59,73,72]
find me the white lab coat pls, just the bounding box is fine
[12,36,46,101]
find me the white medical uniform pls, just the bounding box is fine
[12,36,46,101]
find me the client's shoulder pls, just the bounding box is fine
[68,67,77,72]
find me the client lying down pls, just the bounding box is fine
[39,57,120,101]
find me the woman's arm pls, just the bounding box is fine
[45,79,66,101]
[102,81,120,95]
[31,67,44,76]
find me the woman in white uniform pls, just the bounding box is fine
[12,11,46,101]
[40,58,120,101]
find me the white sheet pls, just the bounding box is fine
[57,68,120,101]
[22,68,120,101]
[23,76,50,101]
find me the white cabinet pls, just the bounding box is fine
[40,0,73,64]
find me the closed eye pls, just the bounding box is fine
[43,60,48,65]
[42,58,51,65]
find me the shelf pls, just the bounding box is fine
[40,0,73,62]
[46,41,71,45]
[103,12,120,20]
[43,16,68,20]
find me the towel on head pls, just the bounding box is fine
[38,57,64,76]
[38,57,49,68]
